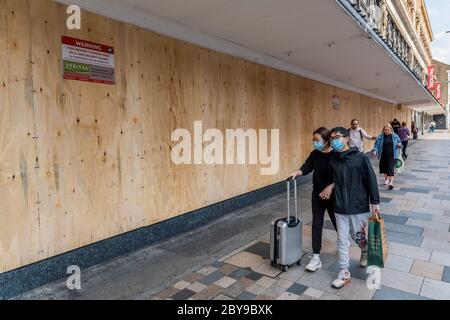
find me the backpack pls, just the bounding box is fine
[349,128,363,140]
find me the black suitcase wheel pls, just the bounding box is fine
[282,265,289,272]
[297,260,302,266]
[271,261,276,267]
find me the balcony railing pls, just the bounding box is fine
[346,0,426,85]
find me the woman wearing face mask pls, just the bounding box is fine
[289,127,337,272]
[372,124,403,190]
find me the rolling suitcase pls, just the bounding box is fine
[270,178,302,272]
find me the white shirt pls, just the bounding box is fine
[349,128,372,152]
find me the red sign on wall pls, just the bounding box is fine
[427,65,436,90]
[435,82,442,101]
[62,36,115,85]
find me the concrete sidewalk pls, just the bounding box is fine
[420,129,450,140]
[17,138,450,300]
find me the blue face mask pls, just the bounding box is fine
[331,139,346,152]
[313,141,326,151]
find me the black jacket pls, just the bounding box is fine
[391,120,401,134]
[328,147,380,215]
[300,150,335,193]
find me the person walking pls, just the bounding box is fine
[289,127,337,272]
[372,124,403,190]
[348,119,376,153]
[319,127,380,289]
[391,119,401,135]
[411,121,418,140]
[398,122,411,160]
[430,120,436,133]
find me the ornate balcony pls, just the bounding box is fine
[346,0,426,85]
[348,0,382,31]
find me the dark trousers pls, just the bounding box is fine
[311,192,337,254]
[402,140,408,159]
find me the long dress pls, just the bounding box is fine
[379,134,394,176]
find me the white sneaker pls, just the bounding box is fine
[332,269,351,289]
[305,255,322,272]
[360,250,368,268]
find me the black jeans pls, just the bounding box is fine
[311,192,337,254]
[402,140,409,159]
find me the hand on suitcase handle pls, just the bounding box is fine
[287,170,302,181]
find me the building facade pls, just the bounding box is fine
[432,59,450,129]
[349,0,440,134]
[349,0,433,84]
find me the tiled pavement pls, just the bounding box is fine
[152,134,450,301]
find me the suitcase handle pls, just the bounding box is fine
[286,178,298,221]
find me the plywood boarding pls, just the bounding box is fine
[0,0,41,272]
[0,0,412,273]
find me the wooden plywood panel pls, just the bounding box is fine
[114,24,146,231]
[1,0,414,273]
[28,0,71,263]
[0,0,39,271]
[29,1,137,258]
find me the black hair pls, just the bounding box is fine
[313,127,331,145]
[330,127,350,138]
